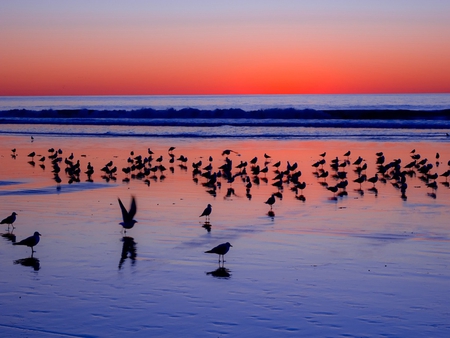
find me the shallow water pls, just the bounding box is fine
[1,135,450,337]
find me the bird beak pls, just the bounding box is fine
[230,244,233,247]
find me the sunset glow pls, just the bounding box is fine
[1,0,449,95]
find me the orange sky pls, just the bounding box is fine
[1,1,449,95]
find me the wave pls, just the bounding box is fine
[2,108,450,141]
[1,108,450,128]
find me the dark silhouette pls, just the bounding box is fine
[205,242,232,265]
[1,212,17,229]
[119,236,137,270]
[206,267,231,278]
[118,196,137,232]
[13,231,41,257]
[14,257,40,271]
[199,204,212,223]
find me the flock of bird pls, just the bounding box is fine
[3,144,450,266]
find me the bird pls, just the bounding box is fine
[205,242,232,264]
[1,212,17,229]
[118,196,137,232]
[13,231,41,256]
[368,174,378,187]
[327,185,339,197]
[265,194,276,210]
[318,170,329,180]
[200,204,212,222]
[222,149,233,156]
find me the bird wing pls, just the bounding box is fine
[200,206,209,217]
[205,242,231,255]
[15,235,35,247]
[129,196,137,219]
[205,243,222,254]
[118,198,129,222]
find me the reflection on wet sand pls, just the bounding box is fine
[202,222,211,232]
[119,236,137,270]
[14,257,40,271]
[1,230,16,243]
[206,267,231,279]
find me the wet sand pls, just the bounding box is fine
[1,135,450,337]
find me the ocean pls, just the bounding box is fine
[1,94,450,141]
[1,94,450,111]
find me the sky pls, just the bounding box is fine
[1,0,449,96]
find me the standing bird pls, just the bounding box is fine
[265,194,276,210]
[13,231,41,256]
[205,242,232,264]
[118,196,137,232]
[1,212,17,229]
[368,174,378,187]
[200,204,212,222]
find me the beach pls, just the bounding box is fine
[2,0,450,334]
[1,133,450,337]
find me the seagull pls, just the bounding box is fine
[368,174,379,187]
[200,204,212,222]
[13,231,41,255]
[205,242,232,264]
[118,196,137,232]
[1,212,17,229]
[265,194,276,210]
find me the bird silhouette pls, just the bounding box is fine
[13,231,41,256]
[265,194,276,210]
[205,242,232,264]
[1,212,17,229]
[118,196,137,232]
[199,204,212,222]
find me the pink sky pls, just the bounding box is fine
[1,1,449,95]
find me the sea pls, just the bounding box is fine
[1,94,450,141]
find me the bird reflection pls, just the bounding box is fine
[119,236,137,270]
[14,257,40,271]
[202,222,212,232]
[206,267,231,279]
[296,194,306,202]
[1,230,16,243]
